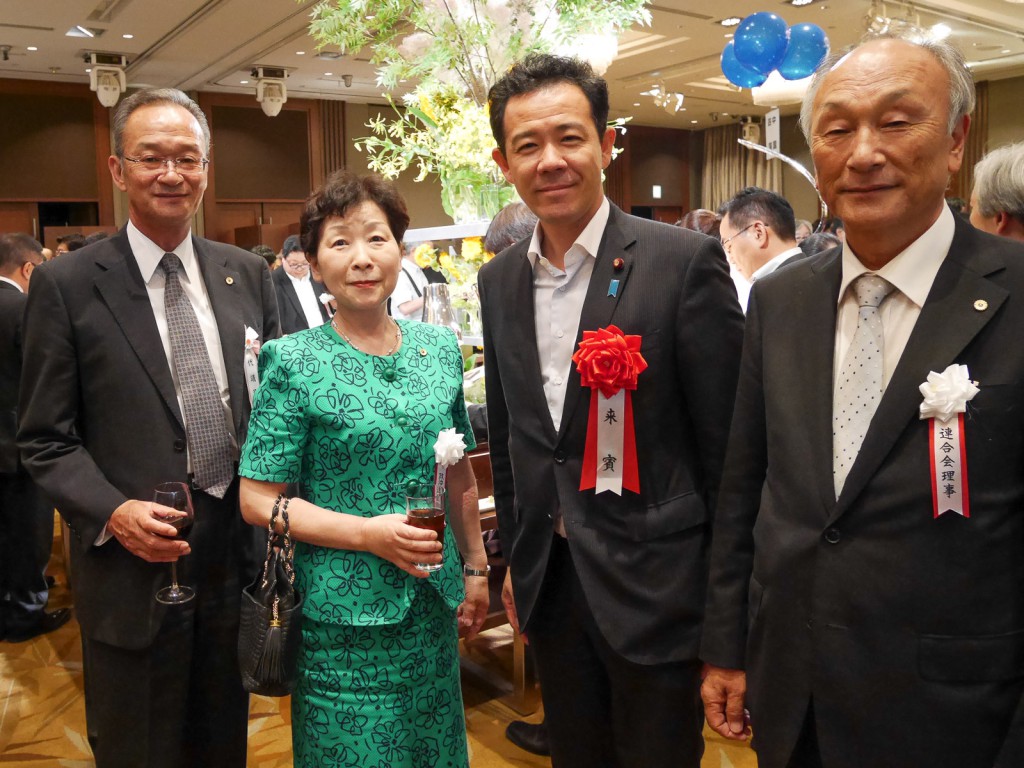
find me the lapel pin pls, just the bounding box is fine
[419,348,427,356]
[613,257,624,271]
[225,276,234,285]
[608,279,620,297]
[974,299,988,311]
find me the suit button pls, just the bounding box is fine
[173,438,186,452]
[553,450,567,464]
[396,416,409,427]
[824,527,841,545]
[405,480,420,495]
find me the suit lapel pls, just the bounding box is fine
[93,231,184,429]
[558,207,635,441]
[831,229,1008,521]
[195,238,247,438]
[801,252,844,512]
[505,246,557,441]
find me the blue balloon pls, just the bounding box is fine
[778,23,829,80]
[721,41,769,89]
[733,12,790,75]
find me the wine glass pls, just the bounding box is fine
[153,482,195,605]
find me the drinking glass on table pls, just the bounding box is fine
[153,482,195,604]
[405,484,445,572]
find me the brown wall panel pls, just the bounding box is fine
[626,126,689,210]
[210,105,311,200]
[0,91,98,200]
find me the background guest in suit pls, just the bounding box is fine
[18,88,280,768]
[388,241,431,320]
[718,187,803,286]
[970,142,1024,242]
[701,35,1024,768]
[272,233,330,334]
[0,233,69,643]
[480,53,744,768]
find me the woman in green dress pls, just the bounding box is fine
[239,171,489,768]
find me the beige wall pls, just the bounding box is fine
[343,103,448,231]
[779,113,820,223]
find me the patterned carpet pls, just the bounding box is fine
[0,523,758,767]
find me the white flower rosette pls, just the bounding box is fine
[918,364,979,423]
[918,364,978,517]
[432,428,467,505]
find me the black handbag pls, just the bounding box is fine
[239,495,304,696]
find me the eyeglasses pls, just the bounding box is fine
[122,155,209,175]
[721,222,757,251]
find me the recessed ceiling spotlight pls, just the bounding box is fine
[240,79,249,84]
[27,46,38,51]
[324,72,333,76]
[1003,49,1012,54]
[792,0,814,5]
[720,17,742,27]
[931,23,952,40]
[633,102,640,106]
[122,34,133,39]
[85,68,91,73]
[296,51,305,55]
[691,119,698,124]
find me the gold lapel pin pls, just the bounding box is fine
[974,299,988,311]
[225,276,235,285]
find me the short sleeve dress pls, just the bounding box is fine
[239,319,475,768]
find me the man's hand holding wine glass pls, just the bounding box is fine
[108,497,192,563]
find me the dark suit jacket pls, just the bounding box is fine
[480,203,744,665]
[17,228,280,649]
[272,265,329,334]
[701,217,1024,768]
[0,281,25,474]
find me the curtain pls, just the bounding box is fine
[701,124,782,211]
[948,80,988,203]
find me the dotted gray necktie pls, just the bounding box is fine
[160,253,234,499]
[833,273,895,497]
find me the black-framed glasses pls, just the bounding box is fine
[721,222,757,251]
[123,155,209,174]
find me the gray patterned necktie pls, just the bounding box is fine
[833,273,896,497]
[160,253,234,498]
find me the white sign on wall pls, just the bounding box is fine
[765,108,781,153]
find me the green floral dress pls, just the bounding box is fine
[239,319,475,768]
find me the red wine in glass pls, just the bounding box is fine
[153,482,196,604]
[406,485,445,572]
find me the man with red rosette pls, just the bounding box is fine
[479,53,744,768]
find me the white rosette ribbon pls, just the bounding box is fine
[319,292,335,318]
[432,428,466,507]
[244,325,261,406]
[918,364,978,517]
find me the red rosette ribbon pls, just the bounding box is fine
[572,325,647,495]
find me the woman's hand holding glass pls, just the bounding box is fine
[360,514,443,577]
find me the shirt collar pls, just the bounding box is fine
[286,270,310,285]
[752,246,803,281]
[526,197,611,269]
[0,275,23,293]
[128,220,198,286]
[838,204,955,308]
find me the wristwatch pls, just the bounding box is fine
[463,564,491,577]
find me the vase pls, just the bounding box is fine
[441,180,514,225]
[421,283,462,341]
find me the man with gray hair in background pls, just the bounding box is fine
[701,33,1024,768]
[970,141,1024,242]
[18,88,279,767]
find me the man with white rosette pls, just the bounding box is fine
[700,34,1024,768]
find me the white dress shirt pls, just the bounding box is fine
[834,205,955,391]
[287,271,326,329]
[752,246,803,282]
[389,260,430,320]
[0,276,23,293]
[529,197,610,432]
[127,221,235,454]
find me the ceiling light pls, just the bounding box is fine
[1003,49,1012,54]
[633,102,640,106]
[295,51,305,55]
[66,25,103,38]
[691,120,698,124]
[239,79,248,84]
[792,0,814,5]
[720,17,742,27]
[930,23,952,40]
[122,34,133,39]
[27,46,38,51]
[324,71,332,76]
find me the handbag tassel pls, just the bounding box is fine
[255,596,284,683]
